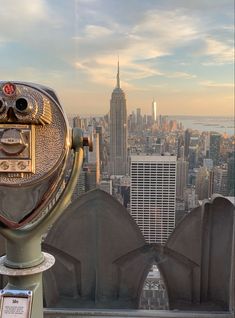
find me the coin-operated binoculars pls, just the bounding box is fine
[0,82,91,318]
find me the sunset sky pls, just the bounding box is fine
[0,0,234,116]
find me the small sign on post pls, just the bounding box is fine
[0,290,32,318]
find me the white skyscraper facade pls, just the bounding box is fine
[152,99,157,123]
[109,62,127,175]
[130,155,176,244]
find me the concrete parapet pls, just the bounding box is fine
[42,191,234,311]
[44,309,234,318]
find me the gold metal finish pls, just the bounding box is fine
[0,124,35,174]
[0,81,87,318]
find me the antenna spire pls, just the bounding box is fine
[116,57,120,88]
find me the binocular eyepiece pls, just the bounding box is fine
[0,97,31,116]
[15,98,29,113]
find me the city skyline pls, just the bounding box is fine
[0,0,234,116]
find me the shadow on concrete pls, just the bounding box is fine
[41,190,234,311]
[0,189,234,312]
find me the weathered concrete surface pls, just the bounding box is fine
[0,190,234,314]
[43,309,234,318]
[40,190,234,311]
[42,190,234,312]
[163,196,235,311]
[43,189,146,309]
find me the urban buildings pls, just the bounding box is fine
[183,187,199,212]
[68,65,234,251]
[71,119,101,198]
[203,158,213,170]
[130,155,176,244]
[98,180,112,195]
[109,61,127,176]
[69,108,234,227]
[51,65,235,313]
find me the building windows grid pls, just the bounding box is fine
[130,155,176,244]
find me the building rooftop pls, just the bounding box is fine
[131,155,177,162]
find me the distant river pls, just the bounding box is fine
[168,116,234,136]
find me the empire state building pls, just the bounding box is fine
[109,62,127,175]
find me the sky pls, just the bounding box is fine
[0,0,234,116]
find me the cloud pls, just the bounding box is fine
[75,8,200,59]
[72,8,202,88]
[0,0,48,20]
[72,2,233,90]
[0,37,10,46]
[132,9,199,50]
[74,54,164,89]
[0,66,65,88]
[199,81,234,88]
[0,0,64,45]
[84,25,113,38]
[0,0,233,116]
[202,37,234,64]
[221,25,234,32]
[76,0,98,3]
[165,72,197,79]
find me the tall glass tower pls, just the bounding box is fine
[209,132,221,166]
[109,61,127,175]
[152,98,157,123]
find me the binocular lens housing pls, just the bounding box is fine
[15,98,29,113]
[0,81,70,229]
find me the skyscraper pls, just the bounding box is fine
[152,99,157,123]
[96,126,104,173]
[188,133,200,169]
[184,129,192,160]
[227,152,235,196]
[136,108,142,129]
[176,159,189,199]
[109,61,127,175]
[209,132,221,166]
[213,165,228,196]
[195,166,210,200]
[130,155,176,244]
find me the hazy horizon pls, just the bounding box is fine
[67,112,235,118]
[0,0,234,116]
